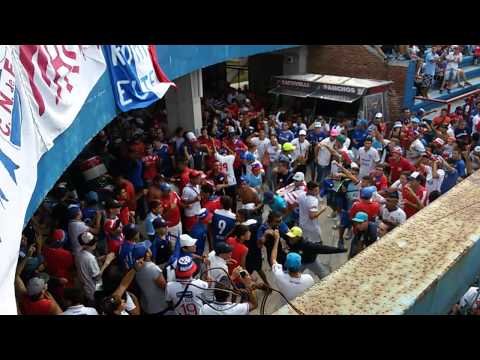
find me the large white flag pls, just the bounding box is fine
[0,45,106,314]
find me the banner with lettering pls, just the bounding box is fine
[104,45,175,112]
[0,45,106,314]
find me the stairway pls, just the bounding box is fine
[412,55,480,113]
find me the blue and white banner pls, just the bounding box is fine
[0,45,106,314]
[104,45,175,112]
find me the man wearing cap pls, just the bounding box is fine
[134,240,169,315]
[387,149,416,183]
[158,182,182,239]
[75,231,116,303]
[151,218,174,266]
[263,190,288,216]
[145,200,164,241]
[315,129,339,184]
[103,199,125,254]
[181,170,204,232]
[276,171,307,209]
[270,229,314,301]
[165,255,209,315]
[283,226,347,279]
[18,275,64,315]
[280,142,296,166]
[244,161,264,191]
[42,229,75,291]
[68,204,101,256]
[424,156,446,196]
[408,130,426,161]
[207,242,234,285]
[402,172,427,218]
[190,208,213,258]
[291,130,310,174]
[274,157,294,190]
[297,182,327,243]
[349,211,378,259]
[349,186,381,222]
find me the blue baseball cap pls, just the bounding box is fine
[67,205,81,219]
[85,191,99,204]
[245,152,256,162]
[159,183,172,192]
[132,240,152,260]
[411,117,421,124]
[352,211,369,223]
[263,191,275,203]
[360,187,375,200]
[152,217,168,229]
[285,252,302,272]
[239,175,248,184]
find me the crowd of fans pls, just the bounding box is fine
[15,77,480,315]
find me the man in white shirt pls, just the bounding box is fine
[270,230,314,302]
[166,256,208,315]
[181,170,204,232]
[200,270,257,315]
[75,232,116,303]
[357,137,380,178]
[61,287,98,315]
[297,182,327,243]
[315,129,339,183]
[424,158,446,196]
[380,194,406,226]
[214,147,237,186]
[250,129,271,162]
[68,205,100,256]
[291,129,310,173]
[207,242,233,284]
[408,130,426,161]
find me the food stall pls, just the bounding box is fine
[269,74,393,122]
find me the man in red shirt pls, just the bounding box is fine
[349,186,380,222]
[223,128,248,177]
[103,199,125,254]
[432,108,451,127]
[113,174,137,212]
[402,172,427,218]
[226,224,250,275]
[142,144,159,184]
[158,183,182,238]
[388,149,416,182]
[197,127,221,169]
[176,159,193,193]
[42,229,75,290]
[200,183,222,213]
[370,164,389,191]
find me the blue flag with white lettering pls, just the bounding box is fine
[103,45,174,112]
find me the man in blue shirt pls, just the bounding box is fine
[351,120,368,150]
[452,150,467,178]
[190,208,212,257]
[211,196,237,246]
[276,122,295,145]
[440,159,459,194]
[151,218,175,266]
[420,46,439,97]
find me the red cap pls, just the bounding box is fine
[190,170,207,179]
[52,229,65,242]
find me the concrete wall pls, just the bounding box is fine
[307,45,409,121]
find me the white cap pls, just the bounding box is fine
[242,219,258,226]
[314,122,322,128]
[375,112,383,119]
[242,203,256,210]
[475,146,480,153]
[299,129,307,136]
[180,234,197,248]
[393,121,403,129]
[185,132,197,142]
[292,172,305,181]
[350,162,359,169]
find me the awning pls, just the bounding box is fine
[309,90,362,103]
[268,86,315,98]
